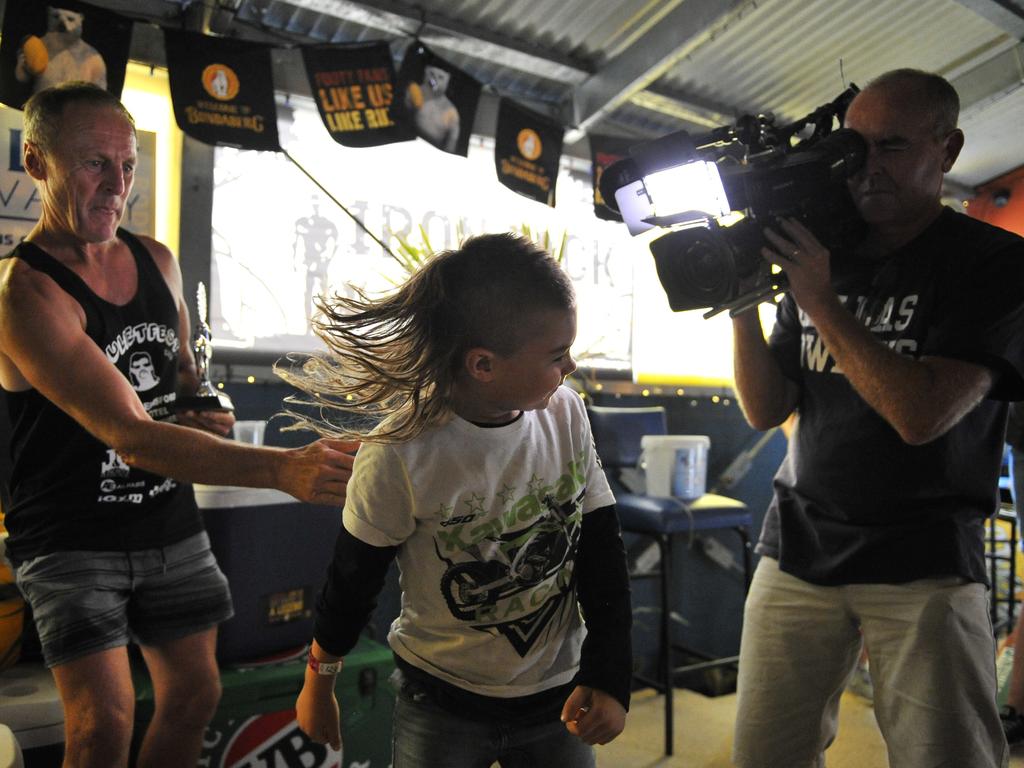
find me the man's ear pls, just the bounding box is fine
[942,128,964,173]
[464,347,496,383]
[23,142,46,181]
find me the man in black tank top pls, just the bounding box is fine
[0,83,358,768]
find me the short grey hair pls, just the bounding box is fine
[865,68,959,136]
[23,81,135,155]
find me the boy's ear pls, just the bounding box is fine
[464,347,496,382]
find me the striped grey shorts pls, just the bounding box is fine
[14,531,234,668]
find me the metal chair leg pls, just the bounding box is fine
[658,534,674,756]
[635,523,752,757]
[990,517,999,626]
[1011,513,1018,626]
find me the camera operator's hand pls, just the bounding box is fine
[762,217,836,317]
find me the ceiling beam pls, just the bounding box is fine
[949,40,1024,111]
[952,0,1024,38]
[627,89,734,130]
[563,0,749,140]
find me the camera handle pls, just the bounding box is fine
[702,277,788,320]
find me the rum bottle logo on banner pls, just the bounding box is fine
[202,64,240,102]
[495,98,563,207]
[517,129,543,162]
[164,28,280,152]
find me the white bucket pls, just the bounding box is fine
[639,435,710,500]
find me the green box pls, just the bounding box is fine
[134,635,395,767]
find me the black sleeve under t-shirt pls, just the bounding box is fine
[313,524,397,656]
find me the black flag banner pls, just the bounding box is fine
[396,42,480,157]
[494,98,564,207]
[0,0,131,110]
[164,29,280,152]
[301,41,412,148]
[589,134,634,222]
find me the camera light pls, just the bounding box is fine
[642,161,731,224]
[613,178,657,236]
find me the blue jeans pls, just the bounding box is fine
[391,672,596,768]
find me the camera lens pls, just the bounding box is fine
[650,227,738,311]
[678,234,736,301]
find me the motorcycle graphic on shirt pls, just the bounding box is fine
[437,488,584,656]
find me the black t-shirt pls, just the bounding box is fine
[3,230,202,564]
[760,208,1024,585]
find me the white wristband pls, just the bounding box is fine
[307,650,343,676]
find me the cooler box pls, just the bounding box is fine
[133,635,395,768]
[194,485,341,664]
[0,663,64,768]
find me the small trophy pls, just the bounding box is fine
[176,282,234,412]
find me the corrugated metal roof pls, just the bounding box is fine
[655,0,1010,121]
[357,0,671,65]
[86,0,1024,186]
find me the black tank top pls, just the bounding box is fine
[3,229,202,564]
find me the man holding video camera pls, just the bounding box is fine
[731,68,1024,767]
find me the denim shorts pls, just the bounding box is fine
[14,531,234,668]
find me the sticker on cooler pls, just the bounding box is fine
[202,710,344,768]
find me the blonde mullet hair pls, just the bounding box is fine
[276,232,574,444]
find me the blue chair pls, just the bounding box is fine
[587,404,752,756]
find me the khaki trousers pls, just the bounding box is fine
[733,557,1007,768]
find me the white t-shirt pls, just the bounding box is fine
[343,385,615,698]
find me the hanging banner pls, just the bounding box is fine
[164,29,280,152]
[0,0,131,110]
[589,134,634,222]
[494,98,563,207]
[301,41,412,148]
[396,42,480,157]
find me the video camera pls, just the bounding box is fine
[599,86,867,317]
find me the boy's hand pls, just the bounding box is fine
[560,685,627,745]
[295,680,342,752]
